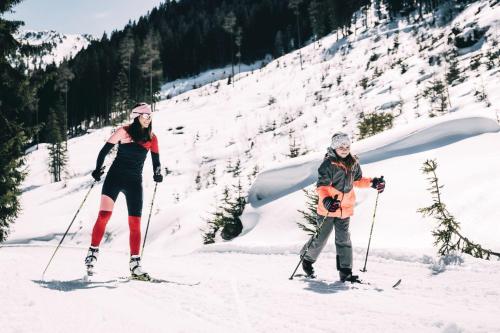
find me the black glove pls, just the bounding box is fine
[91,167,105,181]
[153,167,163,183]
[371,176,385,193]
[323,195,340,212]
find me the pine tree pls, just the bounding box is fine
[358,112,394,139]
[297,188,319,235]
[446,53,462,85]
[289,0,304,70]
[418,160,500,260]
[235,26,243,77]
[47,109,67,182]
[202,181,246,244]
[220,180,245,240]
[423,79,448,115]
[54,61,74,139]
[112,67,129,123]
[139,29,163,108]
[223,11,237,85]
[202,187,231,244]
[118,29,135,110]
[274,30,285,57]
[0,0,33,242]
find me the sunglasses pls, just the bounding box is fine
[137,113,152,120]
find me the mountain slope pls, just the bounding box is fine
[15,30,93,69]
[1,2,500,332]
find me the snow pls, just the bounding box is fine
[15,30,93,68]
[2,1,500,332]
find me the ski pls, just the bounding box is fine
[119,275,200,286]
[293,274,401,289]
[392,279,402,288]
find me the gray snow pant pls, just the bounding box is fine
[300,215,352,270]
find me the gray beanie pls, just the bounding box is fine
[330,132,351,149]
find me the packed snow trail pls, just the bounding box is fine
[1,245,500,333]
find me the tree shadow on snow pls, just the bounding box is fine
[32,278,118,292]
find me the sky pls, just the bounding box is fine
[5,0,166,37]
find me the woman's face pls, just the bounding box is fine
[138,114,152,128]
[335,145,350,158]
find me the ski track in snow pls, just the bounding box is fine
[2,246,500,333]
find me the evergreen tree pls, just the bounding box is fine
[202,181,246,244]
[222,11,237,84]
[423,79,448,115]
[0,0,33,242]
[289,0,304,69]
[446,51,462,85]
[235,26,243,77]
[54,61,74,141]
[358,112,394,139]
[46,109,67,182]
[418,159,500,260]
[112,67,129,123]
[297,188,319,235]
[139,29,162,108]
[118,29,135,109]
[274,30,285,57]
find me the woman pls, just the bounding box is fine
[85,103,163,279]
[300,132,385,282]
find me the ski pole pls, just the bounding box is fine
[42,181,97,279]
[361,190,381,273]
[141,182,158,258]
[289,194,337,280]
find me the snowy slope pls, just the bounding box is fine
[15,30,93,68]
[2,1,500,332]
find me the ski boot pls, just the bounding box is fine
[339,268,361,283]
[302,259,316,278]
[84,246,99,276]
[129,255,150,281]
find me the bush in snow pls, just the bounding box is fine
[357,112,394,139]
[450,24,488,49]
[418,159,500,260]
[359,76,369,90]
[469,54,482,71]
[202,182,245,244]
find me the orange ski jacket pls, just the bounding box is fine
[316,154,372,218]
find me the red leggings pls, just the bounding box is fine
[91,210,141,255]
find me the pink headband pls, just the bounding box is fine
[130,103,152,119]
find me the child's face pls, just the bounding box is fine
[335,145,350,158]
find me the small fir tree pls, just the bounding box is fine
[358,112,394,139]
[422,79,448,115]
[202,181,246,244]
[418,159,500,260]
[47,109,68,182]
[446,53,462,85]
[297,188,319,235]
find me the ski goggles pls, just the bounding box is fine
[134,113,152,120]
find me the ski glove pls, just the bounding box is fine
[91,168,105,181]
[371,176,385,193]
[153,166,163,183]
[153,174,163,183]
[323,195,340,212]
